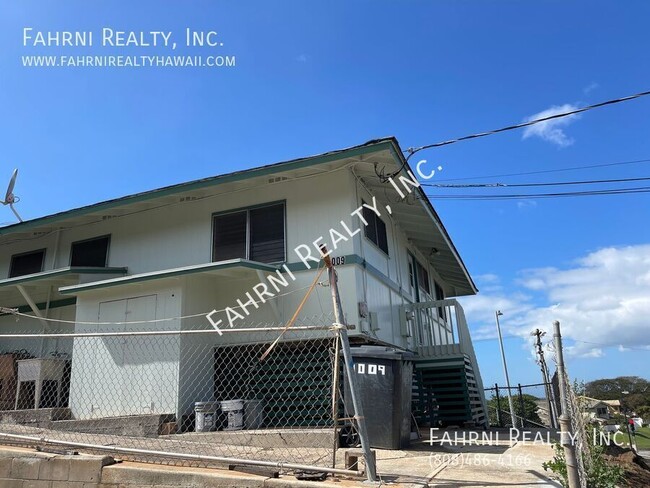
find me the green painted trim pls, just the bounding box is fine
[16,297,77,314]
[0,140,396,237]
[59,259,278,295]
[0,266,128,288]
[283,254,364,273]
[363,260,405,296]
[284,253,410,300]
[0,297,77,316]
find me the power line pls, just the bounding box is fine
[406,89,650,156]
[422,175,650,188]
[432,158,650,183]
[424,186,650,200]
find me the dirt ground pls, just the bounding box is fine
[604,445,650,487]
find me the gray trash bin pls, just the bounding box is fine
[343,346,415,449]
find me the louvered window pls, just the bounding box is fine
[212,202,285,264]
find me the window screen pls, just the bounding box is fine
[71,236,110,267]
[250,204,285,263]
[416,262,431,294]
[213,211,247,261]
[362,203,389,255]
[212,203,285,264]
[434,281,445,318]
[9,249,45,278]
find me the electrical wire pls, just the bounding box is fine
[407,89,650,155]
[422,175,650,188]
[424,185,650,200]
[384,89,650,179]
[432,158,650,183]
[1,283,314,326]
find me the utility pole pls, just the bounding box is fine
[321,247,377,482]
[532,329,558,429]
[553,320,580,488]
[495,310,518,428]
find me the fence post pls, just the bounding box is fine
[517,384,525,428]
[322,248,377,482]
[494,384,502,427]
[553,320,580,488]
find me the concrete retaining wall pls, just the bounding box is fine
[0,445,114,487]
[0,445,349,488]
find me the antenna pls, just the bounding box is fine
[1,169,23,222]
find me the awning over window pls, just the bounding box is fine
[0,266,127,312]
[58,259,279,295]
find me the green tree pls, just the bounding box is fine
[584,376,650,412]
[488,393,543,426]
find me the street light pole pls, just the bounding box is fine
[495,310,518,428]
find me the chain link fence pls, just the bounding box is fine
[484,382,552,428]
[0,313,361,474]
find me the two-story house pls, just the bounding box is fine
[0,137,487,430]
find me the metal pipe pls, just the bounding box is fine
[553,320,580,488]
[331,334,341,468]
[0,432,360,477]
[495,311,517,428]
[0,325,345,339]
[321,247,377,482]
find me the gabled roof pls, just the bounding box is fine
[578,396,610,409]
[0,137,477,295]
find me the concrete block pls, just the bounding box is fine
[38,458,70,481]
[344,448,376,473]
[0,456,12,477]
[24,480,51,488]
[67,458,103,483]
[0,478,24,488]
[101,464,264,488]
[52,481,85,488]
[12,457,42,479]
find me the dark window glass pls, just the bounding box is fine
[362,202,389,255]
[416,262,431,294]
[212,203,285,264]
[71,236,110,267]
[250,204,285,263]
[9,249,45,278]
[408,261,415,291]
[376,218,388,254]
[213,211,247,261]
[434,281,445,318]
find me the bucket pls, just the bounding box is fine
[194,401,220,432]
[245,399,264,429]
[220,399,244,431]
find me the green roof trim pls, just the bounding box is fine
[59,259,279,294]
[0,138,396,237]
[0,266,128,288]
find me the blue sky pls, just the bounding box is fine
[1,1,649,389]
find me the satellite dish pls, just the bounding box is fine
[1,169,23,222]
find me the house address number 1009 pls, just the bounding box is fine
[354,363,386,375]
[331,256,345,266]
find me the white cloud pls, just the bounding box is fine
[517,200,537,210]
[475,273,500,284]
[462,245,650,358]
[296,54,309,63]
[522,104,581,147]
[583,82,599,95]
